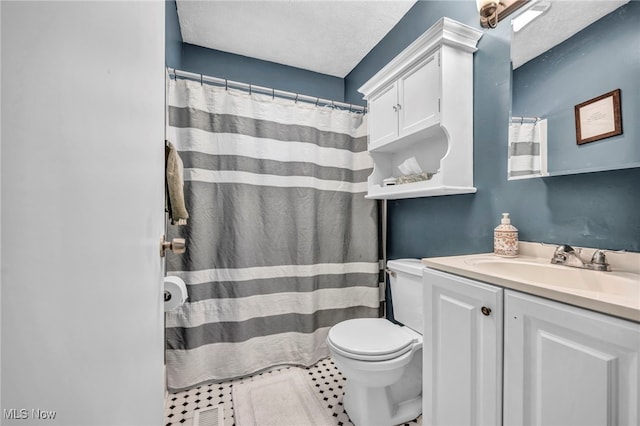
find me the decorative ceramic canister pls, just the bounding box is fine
[494,213,518,257]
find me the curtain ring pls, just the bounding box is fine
[200,74,203,86]
[294,94,299,103]
[521,117,524,125]
[173,68,177,80]
[315,97,320,107]
[225,79,228,90]
[249,84,252,95]
[272,88,275,100]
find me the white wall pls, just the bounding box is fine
[1,2,166,425]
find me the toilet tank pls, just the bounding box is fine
[387,259,424,334]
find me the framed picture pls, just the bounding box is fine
[574,89,622,145]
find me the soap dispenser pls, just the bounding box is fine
[494,213,518,257]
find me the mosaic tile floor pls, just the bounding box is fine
[164,357,421,426]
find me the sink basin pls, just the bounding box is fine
[423,243,640,321]
[463,256,640,301]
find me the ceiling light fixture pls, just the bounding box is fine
[512,1,552,32]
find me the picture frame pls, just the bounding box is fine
[574,89,622,145]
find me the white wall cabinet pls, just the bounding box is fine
[368,53,440,150]
[423,268,503,426]
[504,290,640,426]
[358,18,482,199]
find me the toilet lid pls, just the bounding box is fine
[327,318,416,360]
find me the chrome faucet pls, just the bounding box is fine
[550,245,611,271]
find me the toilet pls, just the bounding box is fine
[327,259,423,426]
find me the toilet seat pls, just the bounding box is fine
[327,318,418,361]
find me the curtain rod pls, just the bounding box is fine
[511,115,541,123]
[167,68,367,114]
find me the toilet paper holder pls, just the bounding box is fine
[160,235,186,257]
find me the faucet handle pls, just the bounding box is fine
[591,250,606,264]
[557,244,585,255]
[588,250,611,271]
[554,244,575,255]
[551,244,570,264]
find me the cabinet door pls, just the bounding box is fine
[504,290,640,426]
[424,268,503,426]
[398,52,440,137]
[368,81,398,150]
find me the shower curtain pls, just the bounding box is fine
[164,78,379,391]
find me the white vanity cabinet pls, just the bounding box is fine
[358,18,482,199]
[423,268,503,426]
[504,290,640,426]
[368,52,440,150]
[423,267,640,426]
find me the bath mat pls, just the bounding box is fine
[232,368,334,426]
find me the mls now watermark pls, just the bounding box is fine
[4,408,57,420]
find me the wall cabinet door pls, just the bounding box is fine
[398,52,440,137]
[504,290,640,426]
[423,268,503,426]
[368,81,399,150]
[367,51,440,152]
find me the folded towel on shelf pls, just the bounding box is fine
[165,141,189,225]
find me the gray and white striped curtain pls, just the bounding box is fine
[164,78,379,391]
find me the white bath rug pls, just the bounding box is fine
[232,368,335,426]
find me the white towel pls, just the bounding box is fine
[508,119,547,179]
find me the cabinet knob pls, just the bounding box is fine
[481,306,492,316]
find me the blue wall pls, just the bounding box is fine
[181,44,345,101]
[344,1,640,255]
[166,0,640,253]
[165,0,182,68]
[164,0,342,100]
[512,2,640,175]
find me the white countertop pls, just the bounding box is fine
[422,242,640,323]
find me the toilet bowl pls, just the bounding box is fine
[327,259,424,426]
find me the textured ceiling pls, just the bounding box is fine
[176,0,417,78]
[511,0,628,69]
[176,1,628,76]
